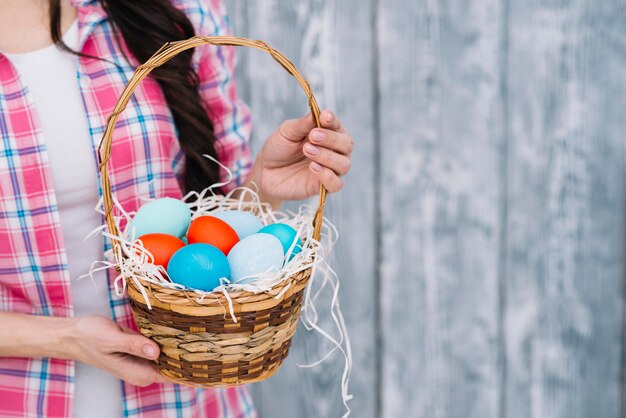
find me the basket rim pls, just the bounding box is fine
[127,267,312,316]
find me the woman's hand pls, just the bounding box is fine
[246,110,354,206]
[0,312,167,387]
[68,315,169,387]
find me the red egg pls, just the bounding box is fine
[134,233,186,269]
[187,216,239,254]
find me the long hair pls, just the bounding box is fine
[49,0,222,194]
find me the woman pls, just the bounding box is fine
[0,0,354,417]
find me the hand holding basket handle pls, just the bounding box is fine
[98,36,343,387]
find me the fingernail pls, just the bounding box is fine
[304,143,320,156]
[310,162,322,172]
[311,130,325,142]
[143,344,156,358]
[325,111,333,123]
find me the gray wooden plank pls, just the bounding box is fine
[503,1,626,418]
[377,0,505,417]
[224,1,378,417]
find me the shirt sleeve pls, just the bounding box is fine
[175,0,254,193]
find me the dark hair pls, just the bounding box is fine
[49,0,222,194]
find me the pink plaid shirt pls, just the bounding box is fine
[0,0,256,416]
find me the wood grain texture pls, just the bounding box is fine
[224,1,378,417]
[503,1,626,417]
[377,0,505,417]
[223,0,626,417]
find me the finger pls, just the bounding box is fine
[111,354,165,387]
[310,162,344,193]
[308,129,354,155]
[119,325,140,334]
[303,143,351,176]
[277,113,317,142]
[319,110,346,133]
[111,331,160,361]
[154,371,172,384]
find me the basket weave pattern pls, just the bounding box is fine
[128,271,309,385]
[98,36,326,387]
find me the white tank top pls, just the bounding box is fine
[5,21,124,418]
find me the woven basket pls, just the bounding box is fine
[97,36,328,387]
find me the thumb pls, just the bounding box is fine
[277,113,316,142]
[113,331,160,361]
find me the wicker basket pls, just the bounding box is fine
[97,36,328,387]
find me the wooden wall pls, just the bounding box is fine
[223,1,626,417]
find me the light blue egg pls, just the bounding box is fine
[167,244,230,291]
[258,223,302,260]
[227,233,285,283]
[129,198,191,239]
[211,210,263,239]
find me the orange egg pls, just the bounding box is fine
[187,216,239,255]
[134,233,186,269]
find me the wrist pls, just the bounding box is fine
[0,312,78,360]
[27,315,79,360]
[51,316,80,360]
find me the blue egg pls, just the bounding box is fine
[129,198,191,239]
[211,210,263,239]
[227,233,285,283]
[258,223,302,260]
[167,244,230,291]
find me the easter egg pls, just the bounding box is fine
[227,233,285,283]
[129,198,191,239]
[211,210,263,239]
[187,216,239,254]
[167,243,230,291]
[258,223,302,260]
[134,233,185,269]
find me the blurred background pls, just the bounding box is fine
[223,1,626,417]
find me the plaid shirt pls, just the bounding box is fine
[0,0,256,416]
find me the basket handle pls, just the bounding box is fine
[98,35,327,250]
